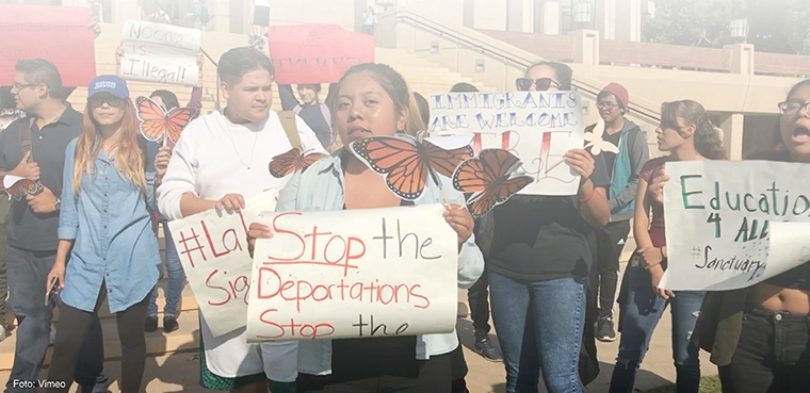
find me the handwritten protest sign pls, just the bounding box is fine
[167,191,277,336]
[119,20,200,86]
[267,24,375,84]
[0,5,96,86]
[429,91,584,196]
[246,204,457,341]
[660,161,810,291]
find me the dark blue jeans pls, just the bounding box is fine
[609,264,705,393]
[489,271,586,393]
[148,226,185,317]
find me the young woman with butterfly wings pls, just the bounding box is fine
[248,63,483,393]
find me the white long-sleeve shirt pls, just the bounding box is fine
[158,110,325,220]
[156,109,324,378]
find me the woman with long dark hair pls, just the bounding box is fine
[249,63,484,392]
[45,75,160,393]
[609,100,725,393]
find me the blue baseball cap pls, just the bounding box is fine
[87,75,129,99]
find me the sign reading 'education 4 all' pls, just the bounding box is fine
[246,204,458,341]
[661,161,810,291]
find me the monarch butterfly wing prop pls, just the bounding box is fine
[300,151,327,173]
[467,175,532,217]
[136,97,168,142]
[164,107,197,144]
[453,149,519,194]
[454,149,532,217]
[268,148,303,178]
[350,135,428,200]
[420,140,474,178]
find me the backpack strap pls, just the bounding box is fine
[277,110,302,151]
[19,117,33,156]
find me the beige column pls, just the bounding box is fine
[724,43,755,75]
[720,113,745,160]
[571,29,599,65]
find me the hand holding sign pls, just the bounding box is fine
[660,161,810,291]
[167,190,278,337]
[246,204,458,341]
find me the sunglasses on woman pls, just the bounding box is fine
[515,77,561,92]
[88,94,126,109]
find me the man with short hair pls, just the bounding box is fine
[1,59,107,393]
[158,47,324,393]
[586,83,649,342]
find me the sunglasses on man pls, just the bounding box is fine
[515,77,561,92]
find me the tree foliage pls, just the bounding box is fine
[644,0,810,54]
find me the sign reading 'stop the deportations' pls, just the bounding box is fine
[661,161,810,291]
[246,204,458,341]
[428,91,584,196]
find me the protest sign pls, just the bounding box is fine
[267,24,375,84]
[119,20,200,86]
[428,91,584,196]
[167,191,277,336]
[246,204,458,341]
[0,5,96,86]
[660,161,810,291]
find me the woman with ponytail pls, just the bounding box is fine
[609,99,724,393]
[45,75,160,393]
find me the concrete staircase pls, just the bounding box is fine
[66,25,495,116]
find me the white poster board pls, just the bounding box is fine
[661,161,810,291]
[167,191,277,336]
[246,204,458,341]
[428,91,584,196]
[119,20,200,86]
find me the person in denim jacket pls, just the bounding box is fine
[248,63,483,393]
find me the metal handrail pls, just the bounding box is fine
[392,10,661,123]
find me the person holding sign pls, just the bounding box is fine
[688,80,810,392]
[608,100,725,393]
[44,75,160,393]
[157,47,324,393]
[248,63,483,392]
[487,61,610,393]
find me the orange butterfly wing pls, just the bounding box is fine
[420,140,474,178]
[453,149,532,217]
[351,136,427,200]
[351,135,474,200]
[269,148,326,178]
[136,97,167,142]
[164,107,196,143]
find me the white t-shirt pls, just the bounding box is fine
[157,110,325,379]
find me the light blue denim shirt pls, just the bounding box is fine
[57,138,161,313]
[277,153,484,375]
